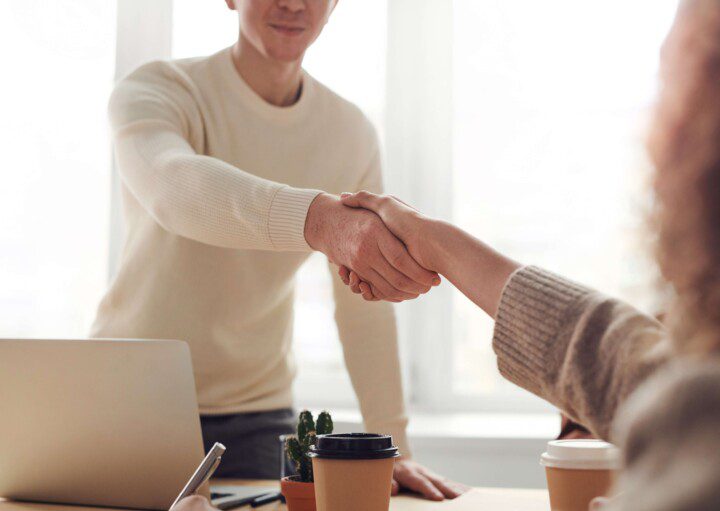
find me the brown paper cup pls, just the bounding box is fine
[541,440,620,511]
[312,457,395,511]
[545,467,616,511]
[309,433,399,511]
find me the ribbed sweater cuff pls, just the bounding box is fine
[492,266,591,398]
[267,186,323,251]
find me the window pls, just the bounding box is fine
[30,0,678,419]
[447,0,679,407]
[170,0,680,413]
[378,0,681,413]
[0,1,116,337]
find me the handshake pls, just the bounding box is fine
[304,191,442,302]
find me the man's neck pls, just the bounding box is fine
[231,37,303,107]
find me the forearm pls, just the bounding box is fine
[422,219,521,317]
[116,126,321,251]
[493,267,671,439]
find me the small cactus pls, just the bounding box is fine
[284,410,333,483]
[316,411,333,435]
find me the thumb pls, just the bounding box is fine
[340,192,361,208]
[340,190,381,212]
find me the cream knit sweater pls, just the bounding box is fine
[494,266,720,510]
[90,47,409,455]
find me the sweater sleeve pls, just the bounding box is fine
[492,266,672,440]
[610,363,720,511]
[110,61,322,251]
[329,141,411,457]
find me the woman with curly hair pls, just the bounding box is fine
[337,0,720,508]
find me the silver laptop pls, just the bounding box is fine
[0,339,271,510]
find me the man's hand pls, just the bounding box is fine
[393,458,470,501]
[171,496,217,511]
[305,193,439,302]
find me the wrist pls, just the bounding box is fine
[419,218,452,274]
[304,192,336,252]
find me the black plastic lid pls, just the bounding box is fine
[308,433,400,460]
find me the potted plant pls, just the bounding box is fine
[281,410,333,511]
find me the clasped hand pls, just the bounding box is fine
[304,193,438,302]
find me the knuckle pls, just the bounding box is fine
[392,274,411,290]
[389,249,406,268]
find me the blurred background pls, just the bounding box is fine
[0,0,679,488]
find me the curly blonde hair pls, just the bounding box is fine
[650,0,720,353]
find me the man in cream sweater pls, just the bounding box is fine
[91,0,462,500]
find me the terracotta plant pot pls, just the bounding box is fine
[280,476,316,511]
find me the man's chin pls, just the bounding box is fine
[267,48,307,63]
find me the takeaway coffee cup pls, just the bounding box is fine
[309,433,399,511]
[541,439,620,511]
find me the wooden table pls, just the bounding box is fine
[0,479,549,511]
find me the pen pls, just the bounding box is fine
[250,492,283,507]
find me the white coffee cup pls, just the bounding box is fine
[541,440,620,511]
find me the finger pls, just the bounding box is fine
[359,281,376,301]
[400,472,444,501]
[377,236,437,292]
[351,272,381,300]
[391,479,400,496]
[338,265,350,285]
[349,271,362,294]
[422,471,469,499]
[362,266,417,301]
[364,280,396,302]
[370,282,400,303]
[374,250,427,295]
[353,272,386,301]
[340,190,383,212]
[365,267,418,301]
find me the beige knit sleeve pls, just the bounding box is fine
[109,61,322,251]
[610,362,720,511]
[492,266,672,440]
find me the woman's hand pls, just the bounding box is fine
[339,191,440,301]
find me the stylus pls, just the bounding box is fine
[170,442,226,510]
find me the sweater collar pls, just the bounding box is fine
[216,46,315,125]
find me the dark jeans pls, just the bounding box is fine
[200,408,296,479]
